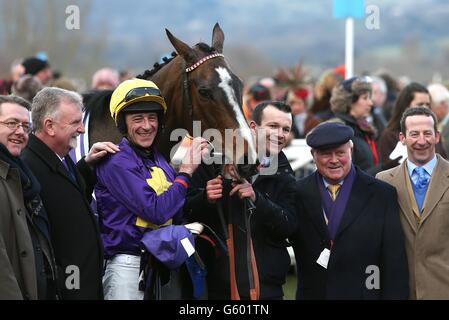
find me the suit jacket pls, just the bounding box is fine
[0,160,37,300]
[376,154,449,299]
[290,166,409,300]
[185,152,297,299]
[21,134,103,300]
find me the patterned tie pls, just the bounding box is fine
[327,184,341,201]
[414,167,429,189]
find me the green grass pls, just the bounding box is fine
[283,268,297,300]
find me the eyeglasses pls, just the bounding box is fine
[341,76,373,93]
[0,120,32,133]
[119,87,162,105]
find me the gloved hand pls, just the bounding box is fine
[382,156,402,170]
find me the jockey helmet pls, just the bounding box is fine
[109,78,167,124]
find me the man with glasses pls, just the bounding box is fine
[0,95,58,299]
[21,87,119,299]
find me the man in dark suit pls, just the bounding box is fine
[186,101,297,300]
[21,87,118,299]
[290,122,409,299]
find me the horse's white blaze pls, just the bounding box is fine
[215,67,257,162]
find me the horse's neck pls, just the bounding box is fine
[151,59,187,128]
[150,58,192,160]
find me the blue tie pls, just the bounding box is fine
[415,167,429,189]
[62,157,77,183]
[413,166,429,214]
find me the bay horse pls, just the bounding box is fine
[82,23,257,174]
[81,24,261,300]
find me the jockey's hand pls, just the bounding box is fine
[85,142,120,165]
[229,178,256,203]
[179,137,209,176]
[206,175,223,203]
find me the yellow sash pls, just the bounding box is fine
[135,166,173,229]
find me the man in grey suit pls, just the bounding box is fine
[377,106,449,299]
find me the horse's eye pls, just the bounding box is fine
[198,88,212,99]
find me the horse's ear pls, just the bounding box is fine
[212,23,224,53]
[166,28,198,65]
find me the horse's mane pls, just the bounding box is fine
[83,89,113,119]
[137,43,216,80]
[137,51,178,80]
[83,43,218,122]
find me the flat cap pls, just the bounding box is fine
[306,122,354,150]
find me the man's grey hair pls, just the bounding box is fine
[370,76,387,94]
[31,87,83,132]
[0,95,31,114]
[427,83,449,105]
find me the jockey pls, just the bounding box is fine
[95,78,208,300]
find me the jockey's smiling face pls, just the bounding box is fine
[125,112,158,148]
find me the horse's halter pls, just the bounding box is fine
[182,53,225,124]
[183,52,259,181]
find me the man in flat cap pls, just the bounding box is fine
[289,121,409,299]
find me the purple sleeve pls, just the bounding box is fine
[97,159,188,225]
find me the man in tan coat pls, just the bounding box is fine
[377,106,449,299]
[0,95,38,299]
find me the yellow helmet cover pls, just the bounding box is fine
[109,78,167,123]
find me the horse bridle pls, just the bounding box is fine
[182,53,224,122]
[182,53,260,300]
